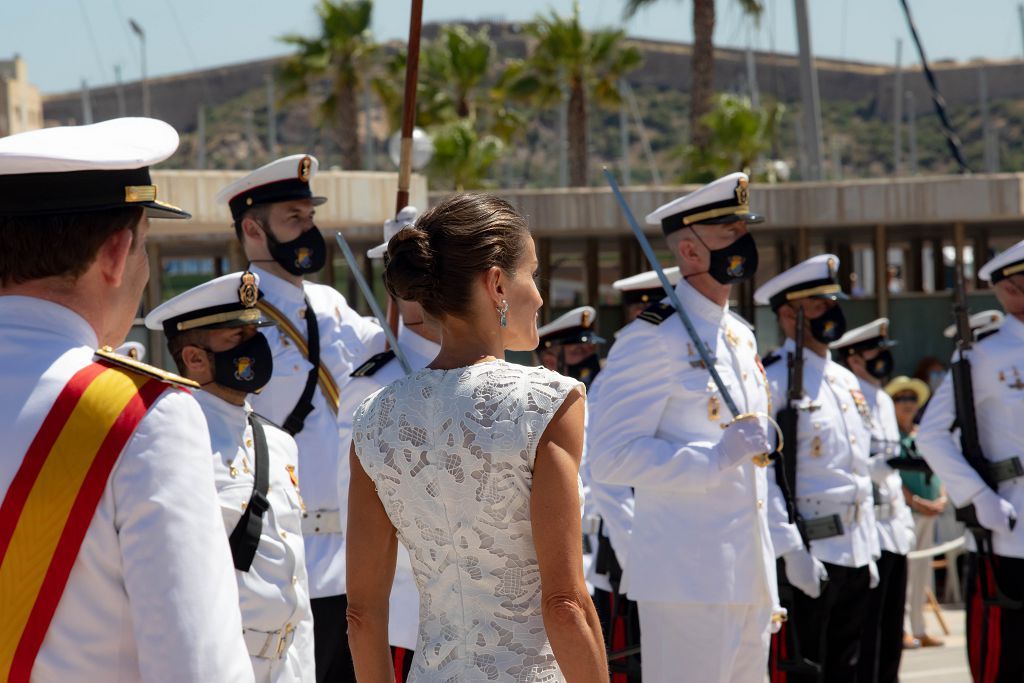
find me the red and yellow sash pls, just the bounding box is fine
[0,360,171,682]
[256,299,341,414]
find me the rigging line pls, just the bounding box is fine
[161,0,212,101]
[76,0,108,84]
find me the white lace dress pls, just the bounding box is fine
[351,360,583,682]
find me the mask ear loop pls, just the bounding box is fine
[682,224,713,280]
[724,412,785,468]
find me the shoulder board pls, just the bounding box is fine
[94,346,199,389]
[636,302,676,326]
[727,309,755,332]
[350,350,397,378]
[760,351,782,368]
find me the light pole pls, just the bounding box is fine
[129,19,149,116]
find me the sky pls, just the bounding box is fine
[3,0,1023,94]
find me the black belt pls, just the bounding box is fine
[990,457,1024,484]
[799,514,844,541]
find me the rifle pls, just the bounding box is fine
[774,306,809,549]
[949,263,1021,609]
[770,306,822,680]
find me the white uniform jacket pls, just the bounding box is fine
[917,315,1024,558]
[859,379,915,555]
[581,371,635,592]
[248,265,385,598]
[195,391,314,683]
[764,340,880,568]
[588,279,778,606]
[0,297,253,683]
[338,322,440,650]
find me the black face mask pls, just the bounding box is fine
[565,353,601,387]
[685,229,759,285]
[204,332,274,394]
[866,349,894,379]
[809,305,847,344]
[264,224,327,276]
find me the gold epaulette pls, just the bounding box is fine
[94,346,200,390]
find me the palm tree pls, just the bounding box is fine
[678,93,784,182]
[370,25,526,189]
[625,0,763,155]
[508,3,642,186]
[279,0,377,169]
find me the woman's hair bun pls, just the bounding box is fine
[383,225,437,306]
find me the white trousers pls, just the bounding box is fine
[638,601,773,683]
[906,512,938,636]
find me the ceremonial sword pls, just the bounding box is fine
[335,231,414,375]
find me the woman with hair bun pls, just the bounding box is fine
[345,193,607,682]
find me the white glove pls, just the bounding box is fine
[783,549,829,599]
[973,489,1018,532]
[717,416,770,471]
[868,560,880,589]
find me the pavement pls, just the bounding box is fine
[900,605,970,682]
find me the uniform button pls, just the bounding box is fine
[298,307,307,317]
[757,500,764,509]
[230,467,238,478]
[842,404,849,412]
[742,372,749,380]
[850,436,858,444]
[246,439,253,448]
[280,530,288,539]
[241,502,247,511]
[292,575,298,585]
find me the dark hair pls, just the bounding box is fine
[234,204,271,241]
[167,328,209,376]
[0,207,143,286]
[384,193,529,318]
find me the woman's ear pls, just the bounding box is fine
[483,266,504,305]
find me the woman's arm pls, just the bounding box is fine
[346,445,398,683]
[531,388,608,682]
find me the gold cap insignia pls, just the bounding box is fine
[734,177,750,206]
[238,271,259,308]
[827,257,837,278]
[581,309,592,328]
[880,321,888,337]
[298,156,312,183]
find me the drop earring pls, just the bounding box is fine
[497,300,509,328]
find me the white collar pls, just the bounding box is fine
[0,295,98,348]
[249,263,306,306]
[672,277,728,324]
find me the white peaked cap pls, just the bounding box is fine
[830,317,896,351]
[645,172,763,235]
[978,239,1024,283]
[537,306,606,348]
[942,309,1005,339]
[145,271,272,335]
[754,253,847,310]
[0,117,189,219]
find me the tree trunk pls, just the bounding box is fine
[336,76,363,170]
[567,78,588,187]
[690,0,716,154]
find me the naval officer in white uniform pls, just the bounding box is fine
[0,118,252,681]
[146,271,316,683]
[917,239,1024,681]
[589,173,779,683]
[755,255,880,683]
[217,156,385,683]
[831,318,915,683]
[338,206,436,682]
